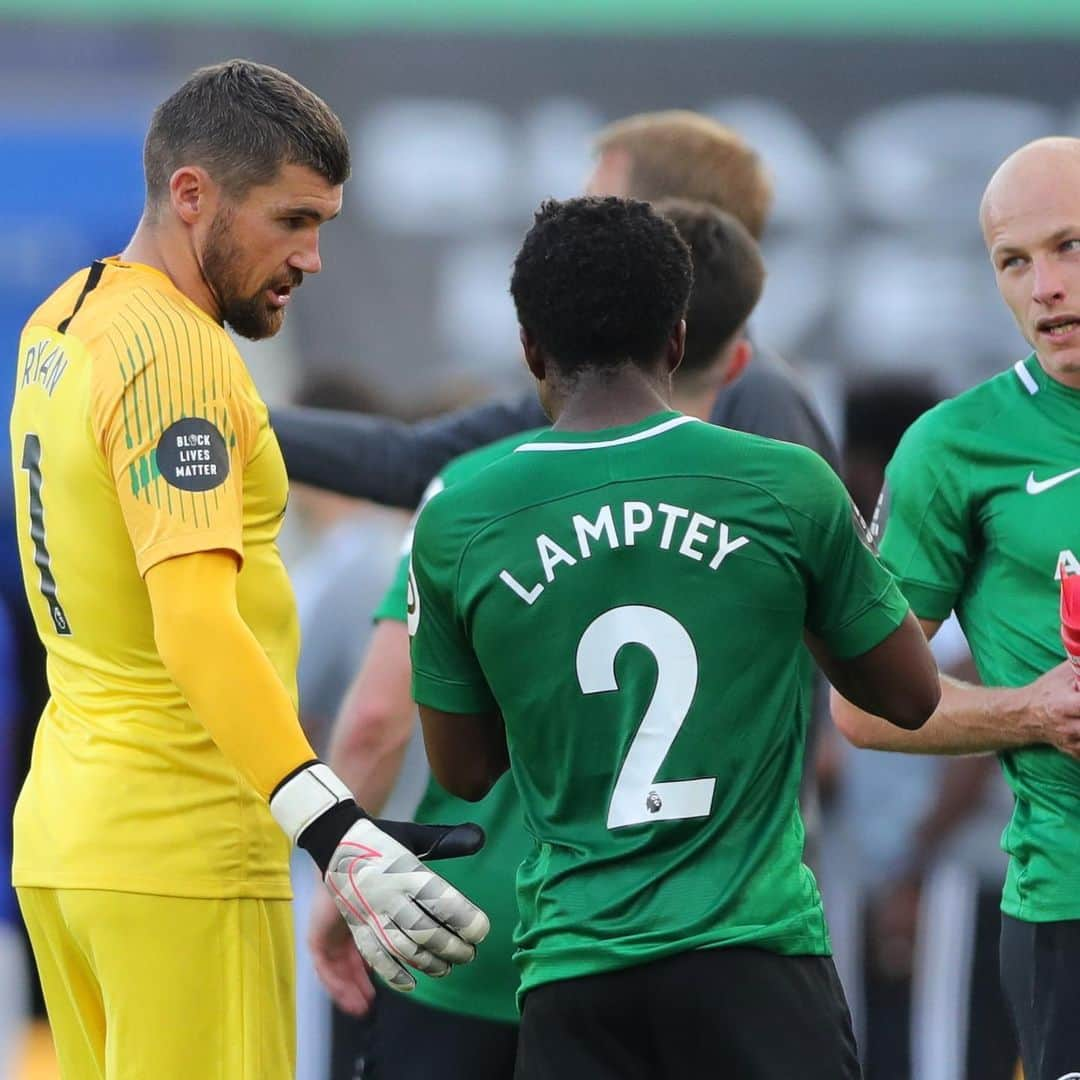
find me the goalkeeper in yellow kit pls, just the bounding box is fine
[9,60,487,1080]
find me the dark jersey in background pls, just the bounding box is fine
[270,350,839,506]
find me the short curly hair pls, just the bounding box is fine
[510,196,693,377]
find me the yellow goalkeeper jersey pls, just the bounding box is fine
[11,258,297,899]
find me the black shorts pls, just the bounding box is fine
[1000,913,1080,1080]
[515,947,861,1080]
[354,985,518,1080]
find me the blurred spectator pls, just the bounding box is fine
[270,110,838,507]
[819,376,1015,1080]
[284,373,409,1080]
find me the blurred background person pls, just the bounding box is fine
[269,109,838,504]
[284,373,411,1080]
[819,376,1016,1080]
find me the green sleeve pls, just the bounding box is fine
[373,473,447,624]
[877,413,972,622]
[791,449,910,658]
[374,551,410,624]
[409,494,497,715]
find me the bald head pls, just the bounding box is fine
[981,136,1080,390]
[980,137,1080,240]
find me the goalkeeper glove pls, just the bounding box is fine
[270,761,489,992]
[1060,562,1080,684]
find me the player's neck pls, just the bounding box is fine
[122,217,224,324]
[549,365,674,432]
[1034,350,1080,392]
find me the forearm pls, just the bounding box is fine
[272,394,546,508]
[831,674,1037,755]
[418,704,509,802]
[148,558,489,989]
[149,552,315,798]
[334,739,409,816]
[806,613,939,731]
[328,685,411,811]
[272,407,425,504]
[326,620,415,814]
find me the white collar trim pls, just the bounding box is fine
[514,414,699,453]
[1014,358,1039,396]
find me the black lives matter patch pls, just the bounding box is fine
[155,417,230,492]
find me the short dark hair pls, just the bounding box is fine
[654,198,765,379]
[144,59,350,208]
[594,111,773,239]
[510,196,692,377]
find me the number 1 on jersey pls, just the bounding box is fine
[21,433,72,636]
[576,605,714,829]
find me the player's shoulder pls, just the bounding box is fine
[668,422,847,533]
[417,441,522,531]
[689,418,837,489]
[439,427,547,488]
[24,265,96,332]
[84,264,244,395]
[414,427,546,547]
[893,363,1025,463]
[43,260,228,365]
[415,427,558,557]
[96,263,221,351]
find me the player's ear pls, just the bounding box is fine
[720,337,753,386]
[520,326,546,382]
[665,319,686,377]
[170,165,215,226]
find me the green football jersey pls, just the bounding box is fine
[374,428,544,1023]
[410,410,909,999]
[879,354,1080,923]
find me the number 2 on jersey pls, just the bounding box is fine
[576,605,714,829]
[21,433,72,636]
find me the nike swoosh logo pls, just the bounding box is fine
[1026,467,1080,494]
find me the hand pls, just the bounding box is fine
[1018,661,1080,759]
[270,764,491,994]
[324,817,490,993]
[308,884,376,1017]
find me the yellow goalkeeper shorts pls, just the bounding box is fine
[17,887,295,1080]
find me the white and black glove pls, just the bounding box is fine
[271,762,490,991]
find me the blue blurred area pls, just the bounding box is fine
[0,119,144,609]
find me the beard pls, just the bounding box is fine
[200,208,293,341]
